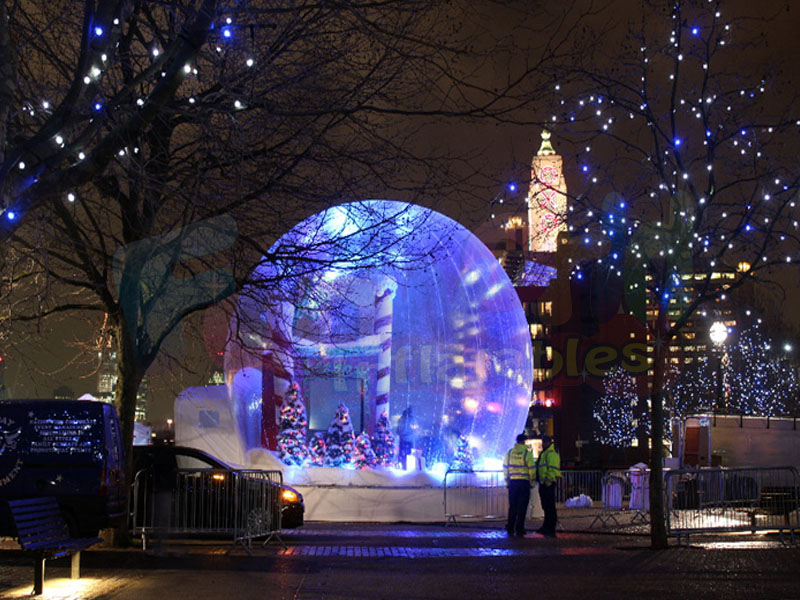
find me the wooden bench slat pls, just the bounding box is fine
[7,497,102,594]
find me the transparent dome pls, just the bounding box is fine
[231,200,532,464]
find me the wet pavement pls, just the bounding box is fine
[1,519,798,599]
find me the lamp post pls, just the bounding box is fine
[709,322,728,413]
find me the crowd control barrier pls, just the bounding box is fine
[131,467,285,553]
[664,466,800,545]
[444,469,509,524]
[444,469,606,525]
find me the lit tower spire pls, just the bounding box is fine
[527,130,567,253]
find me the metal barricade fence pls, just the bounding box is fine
[444,469,606,525]
[131,467,285,552]
[556,470,604,504]
[664,466,800,545]
[444,469,508,524]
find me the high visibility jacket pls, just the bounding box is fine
[503,443,535,484]
[535,445,561,486]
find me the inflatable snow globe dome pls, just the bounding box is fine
[228,200,532,466]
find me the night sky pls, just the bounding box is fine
[4,0,798,424]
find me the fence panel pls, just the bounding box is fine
[444,469,508,523]
[131,467,284,551]
[556,470,605,504]
[665,466,800,545]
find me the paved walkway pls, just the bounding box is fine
[1,520,798,599]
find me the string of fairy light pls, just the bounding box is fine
[490,1,799,302]
[3,11,259,223]
[594,321,799,445]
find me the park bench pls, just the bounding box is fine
[8,497,102,595]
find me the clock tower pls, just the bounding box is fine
[527,130,567,253]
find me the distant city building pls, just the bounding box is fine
[480,130,757,466]
[97,347,149,422]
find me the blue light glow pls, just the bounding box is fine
[674,137,682,147]
[6,211,16,221]
[94,102,102,111]
[581,165,589,173]
[94,26,104,36]
[508,183,516,192]
[230,200,532,463]
[692,27,699,35]
[222,27,233,38]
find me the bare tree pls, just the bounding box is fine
[544,0,799,547]
[0,0,596,542]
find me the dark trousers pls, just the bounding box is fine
[538,482,557,534]
[506,479,531,535]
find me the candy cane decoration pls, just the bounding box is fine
[373,282,396,426]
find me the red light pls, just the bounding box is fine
[544,399,553,408]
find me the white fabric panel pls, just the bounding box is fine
[174,385,247,467]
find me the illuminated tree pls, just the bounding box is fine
[309,432,327,467]
[277,385,309,467]
[550,0,800,548]
[370,412,396,467]
[324,403,355,468]
[727,327,798,417]
[594,366,638,447]
[449,434,473,472]
[354,432,378,470]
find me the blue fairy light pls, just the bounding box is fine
[508,183,516,192]
[691,27,699,35]
[94,102,102,111]
[94,26,104,36]
[674,137,682,147]
[581,165,589,173]
[6,211,16,221]
[222,27,233,39]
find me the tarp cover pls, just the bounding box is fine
[174,385,247,467]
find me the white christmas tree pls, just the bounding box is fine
[370,412,397,466]
[449,434,473,471]
[309,432,327,467]
[727,327,798,417]
[593,366,638,447]
[324,403,356,467]
[354,432,378,470]
[277,385,309,466]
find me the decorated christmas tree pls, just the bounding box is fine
[354,432,378,470]
[324,403,356,467]
[277,385,309,466]
[309,432,327,467]
[593,366,638,447]
[449,434,473,471]
[370,412,396,466]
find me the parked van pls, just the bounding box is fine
[0,399,126,537]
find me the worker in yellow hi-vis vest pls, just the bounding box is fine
[503,433,535,537]
[535,435,561,538]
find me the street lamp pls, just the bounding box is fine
[709,322,728,413]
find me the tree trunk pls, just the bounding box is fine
[113,319,145,547]
[648,310,669,549]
